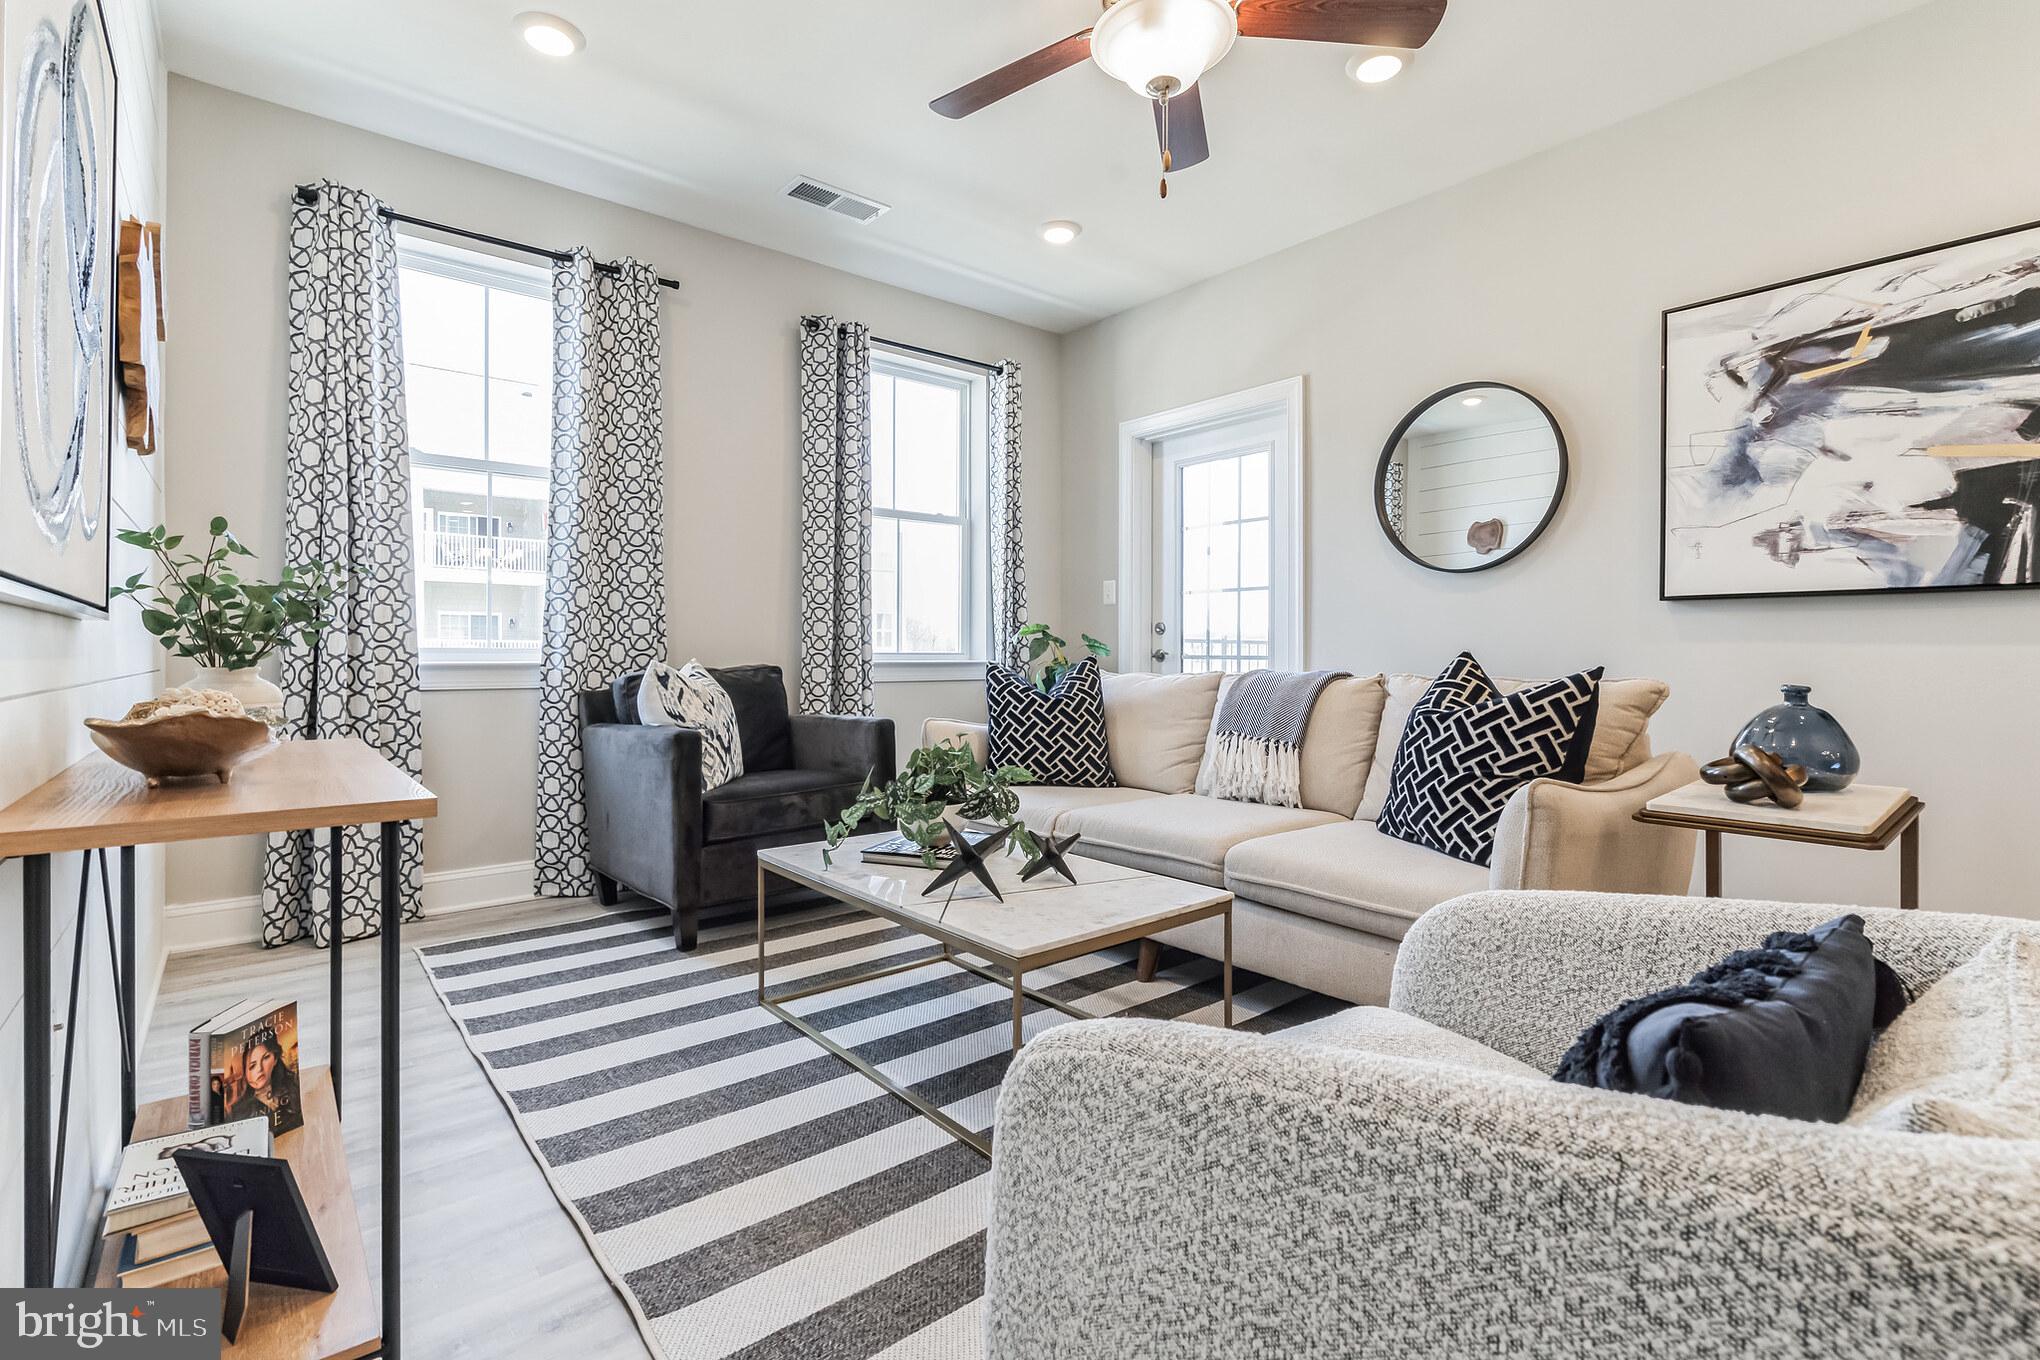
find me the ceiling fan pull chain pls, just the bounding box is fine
[1158,84,1171,198]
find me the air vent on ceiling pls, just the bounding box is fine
[782,176,891,224]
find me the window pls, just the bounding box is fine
[397,237,552,681]
[869,345,990,677]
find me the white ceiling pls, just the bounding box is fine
[158,0,1936,333]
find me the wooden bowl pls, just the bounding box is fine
[84,711,278,787]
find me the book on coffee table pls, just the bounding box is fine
[860,826,1002,866]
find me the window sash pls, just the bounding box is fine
[869,346,988,668]
[399,237,551,676]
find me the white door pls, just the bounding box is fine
[1152,413,1290,674]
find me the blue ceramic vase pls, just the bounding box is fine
[1735,685,1860,792]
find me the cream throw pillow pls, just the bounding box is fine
[1099,671,1221,794]
[1191,672,1387,817]
[637,659,744,792]
[1848,931,2039,1138]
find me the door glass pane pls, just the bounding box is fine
[897,519,962,654]
[1174,448,1273,674]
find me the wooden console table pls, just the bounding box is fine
[1635,780,1923,910]
[0,738,435,1359]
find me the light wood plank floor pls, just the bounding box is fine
[144,898,654,1360]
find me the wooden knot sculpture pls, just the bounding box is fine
[1701,744,1812,809]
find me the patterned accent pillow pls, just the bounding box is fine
[1377,652,1602,866]
[986,658,1115,788]
[637,659,745,792]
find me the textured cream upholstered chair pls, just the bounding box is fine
[926,667,1698,1003]
[984,890,2040,1360]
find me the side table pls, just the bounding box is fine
[1634,780,1923,910]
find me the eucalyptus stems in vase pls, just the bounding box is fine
[110,517,343,724]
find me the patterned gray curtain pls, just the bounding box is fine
[797,316,873,715]
[533,251,668,897]
[261,180,423,947]
[989,360,1028,667]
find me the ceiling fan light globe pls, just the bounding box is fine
[1090,0,1237,98]
[1346,49,1408,84]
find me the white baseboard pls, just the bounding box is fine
[165,860,538,954]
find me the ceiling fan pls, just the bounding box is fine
[931,0,1448,197]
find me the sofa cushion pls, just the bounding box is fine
[1270,1006,1542,1081]
[1200,672,1388,818]
[1014,785,1165,836]
[1849,930,2039,1138]
[1057,793,1342,887]
[1223,819,1487,942]
[1358,671,1668,819]
[1099,670,1221,793]
[702,769,865,843]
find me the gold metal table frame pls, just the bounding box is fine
[755,856,1233,1156]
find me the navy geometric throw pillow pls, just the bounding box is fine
[1376,652,1602,866]
[986,657,1115,788]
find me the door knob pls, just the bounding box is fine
[1151,649,1169,663]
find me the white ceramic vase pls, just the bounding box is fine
[192,665,286,729]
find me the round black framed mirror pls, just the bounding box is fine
[1375,382,1568,573]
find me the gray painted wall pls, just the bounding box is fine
[1054,0,2040,920]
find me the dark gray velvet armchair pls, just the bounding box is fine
[578,664,893,950]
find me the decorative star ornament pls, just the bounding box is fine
[921,818,1011,905]
[1019,831,1082,886]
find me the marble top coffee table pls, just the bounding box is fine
[755,833,1233,1153]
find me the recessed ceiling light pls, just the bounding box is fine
[1346,49,1407,85]
[516,11,584,57]
[1041,220,1082,246]
[1461,396,1485,407]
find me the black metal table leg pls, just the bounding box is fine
[379,821,401,1359]
[22,853,52,1288]
[330,825,344,1112]
[120,847,136,1138]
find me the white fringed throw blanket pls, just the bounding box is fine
[1196,669,1349,808]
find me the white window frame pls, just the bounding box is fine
[397,233,552,691]
[870,343,992,685]
[1116,376,1306,672]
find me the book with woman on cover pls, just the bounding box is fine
[205,1000,305,1136]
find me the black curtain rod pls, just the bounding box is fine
[870,334,1001,375]
[292,185,679,290]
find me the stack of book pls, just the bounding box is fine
[102,1117,270,1286]
[187,996,304,1135]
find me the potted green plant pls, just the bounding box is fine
[823,741,1040,868]
[1014,623,1110,693]
[111,518,344,726]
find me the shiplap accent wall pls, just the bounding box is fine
[0,0,169,1288]
[1403,419,1561,571]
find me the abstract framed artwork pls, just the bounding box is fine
[1662,219,2040,601]
[0,0,120,615]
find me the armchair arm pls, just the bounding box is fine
[581,723,702,907]
[987,1020,2040,1360]
[1389,890,2019,1074]
[1488,751,1701,895]
[789,713,895,779]
[920,717,988,765]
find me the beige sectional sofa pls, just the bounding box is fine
[927,669,1698,1003]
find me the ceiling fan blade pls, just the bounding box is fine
[931,29,1093,119]
[1152,82,1210,172]
[1233,0,1447,49]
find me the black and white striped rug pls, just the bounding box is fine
[419,897,1343,1360]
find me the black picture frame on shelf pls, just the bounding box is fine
[174,1148,337,1343]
